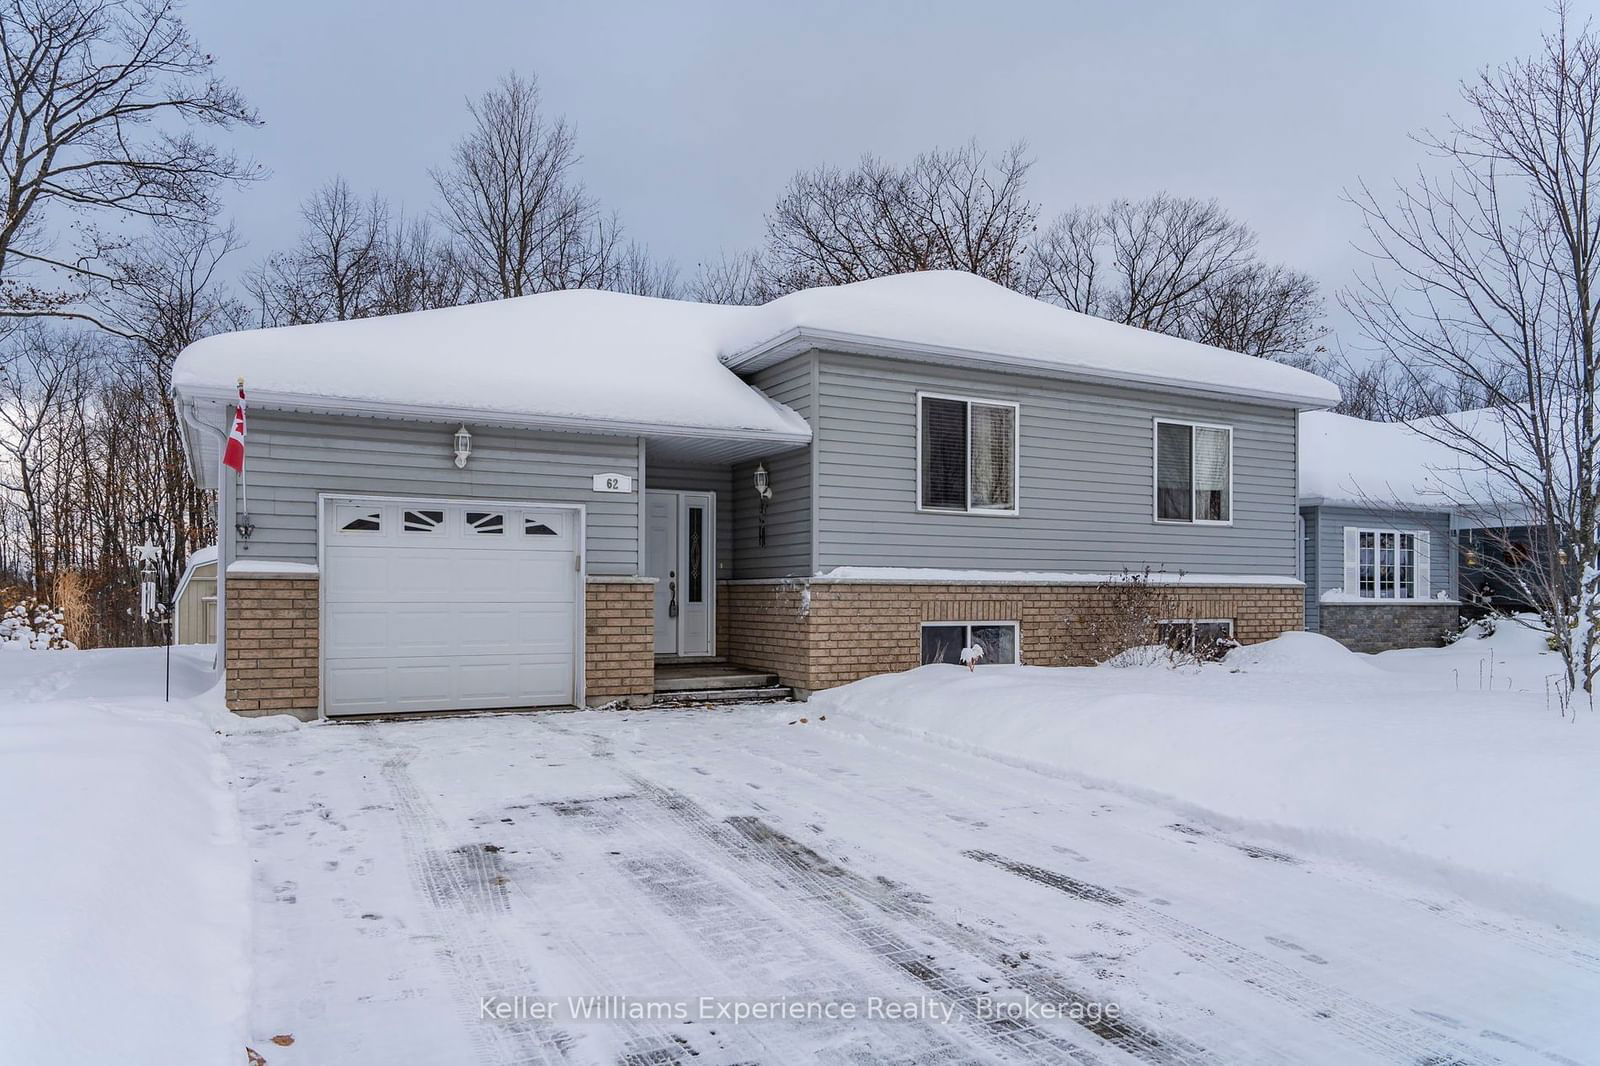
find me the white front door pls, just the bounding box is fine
[645,490,715,658]
[646,492,679,655]
[321,496,581,715]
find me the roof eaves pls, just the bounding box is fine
[723,326,1340,410]
[171,383,814,447]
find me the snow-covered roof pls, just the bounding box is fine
[720,272,1341,408]
[172,272,1339,468]
[172,288,811,445]
[1299,409,1522,518]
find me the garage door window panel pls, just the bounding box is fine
[403,509,444,534]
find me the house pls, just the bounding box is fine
[1297,412,1461,652]
[1297,407,1536,652]
[171,270,1339,719]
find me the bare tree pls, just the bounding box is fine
[1345,4,1600,690]
[0,0,258,324]
[246,178,388,324]
[1188,263,1325,360]
[597,240,678,298]
[0,324,94,593]
[1025,194,1324,360]
[93,218,244,574]
[760,140,1037,294]
[373,214,469,313]
[432,73,608,299]
[689,248,766,305]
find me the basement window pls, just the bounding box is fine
[920,622,1020,666]
[1156,619,1235,660]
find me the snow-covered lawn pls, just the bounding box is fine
[5,629,1599,1065]
[0,645,252,1065]
[816,627,1600,925]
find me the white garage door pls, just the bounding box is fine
[322,497,581,716]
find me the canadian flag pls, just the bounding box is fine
[223,382,246,473]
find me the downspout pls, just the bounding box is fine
[180,399,230,676]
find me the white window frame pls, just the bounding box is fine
[1155,618,1236,658]
[1347,527,1425,601]
[915,391,1021,516]
[918,620,1022,665]
[1152,418,1234,526]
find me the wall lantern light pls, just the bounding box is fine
[453,425,473,469]
[1464,548,1478,569]
[1557,546,1570,566]
[754,462,772,547]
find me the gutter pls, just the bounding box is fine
[179,400,230,678]
[171,384,814,447]
[722,327,1341,411]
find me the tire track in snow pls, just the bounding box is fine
[964,850,1504,1066]
[807,707,1600,989]
[366,730,577,1066]
[610,767,1202,1066]
[696,724,1510,1065]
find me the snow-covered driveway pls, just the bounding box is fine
[232,706,1598,1066]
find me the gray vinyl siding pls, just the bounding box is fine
[647,460,734,583]
[813,351,1299,576]
[1306,504,1457,628]
[732,354,815,579]
[1301,506,1320,629]
[232,411,643,575]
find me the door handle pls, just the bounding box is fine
[668,569,678,618]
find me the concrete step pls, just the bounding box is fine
[654,672,778,693]
[653,686,793,705]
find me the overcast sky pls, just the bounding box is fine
[186,0,1565,345]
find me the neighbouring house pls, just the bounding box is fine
[1298,408,1535,652]
[1298,412,1461,652]
[171,270,1339,720]
[172,546,217,645]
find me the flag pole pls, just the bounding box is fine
[236,376,248,516]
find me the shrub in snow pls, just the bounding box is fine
[1079,568,1206,667]
[0,598,76,650]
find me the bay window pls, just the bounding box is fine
[1155,420,1231,523]
[918,393,1019,513]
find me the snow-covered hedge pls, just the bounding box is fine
[0,598,76,650]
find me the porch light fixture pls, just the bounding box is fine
[1464,548,1478,569]
[754,462,772,547]
[453,425,473,469]
[1558,546,1570,566]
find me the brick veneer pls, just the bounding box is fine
[585,578,655,706]
[726,579,1304,695]
[1319,601,1459,654]
[225,574,319,720]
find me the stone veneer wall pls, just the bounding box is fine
[725,579,1305,695]
[585,578,655,706]
[1319,601,1459,654]
[225,574,320,720]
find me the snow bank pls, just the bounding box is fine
[174,272,1338,437]
[812,635,1600,927]
[0,646,251,1065]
